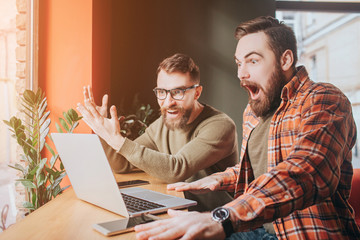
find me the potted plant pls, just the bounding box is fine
[3,88,82,213]
[118,94,158,140]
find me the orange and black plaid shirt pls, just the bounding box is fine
[216,67,360,239]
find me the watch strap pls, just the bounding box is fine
[222,218,234,238]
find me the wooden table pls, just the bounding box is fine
[0,171,182,240]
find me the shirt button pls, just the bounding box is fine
[284,195,289,199]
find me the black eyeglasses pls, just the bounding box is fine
[153,84,199,100]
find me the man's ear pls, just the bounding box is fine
[280,49,294,71]
[194,85,202,100]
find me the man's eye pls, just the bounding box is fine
[250,59,258,64]
[172,89,183,95]
[158,89,166,95]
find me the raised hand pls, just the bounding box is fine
[83,85,108,118]
[77,94,125,151]
[167,175,222,194]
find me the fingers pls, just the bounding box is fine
[102,94,108,108]
[110,105,121,133]
[77,103,93,119]
[88,85,94,103]
[135,219,183,240]
[167,182,187,191]
[167,209,190,217]
[76,103,96,129]
[84,98,102,119]
[83,86,89,102]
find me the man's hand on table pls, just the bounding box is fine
[135,209,225,240]
[167,175,222,194]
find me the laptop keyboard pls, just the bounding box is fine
[121,193,165,213]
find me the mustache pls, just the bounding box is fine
[240,80,260,89]
[160,106,185,114]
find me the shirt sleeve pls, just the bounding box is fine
[223,86,356,232]
[212,164,241,193]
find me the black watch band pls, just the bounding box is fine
[211,207,234,238]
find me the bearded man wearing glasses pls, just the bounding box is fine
[77,53,239,211]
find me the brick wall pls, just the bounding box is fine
[14,0,28,220]
[15,0,26,94]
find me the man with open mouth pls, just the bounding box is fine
[134,16,360,240]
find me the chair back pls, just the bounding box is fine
[349,168,360,226]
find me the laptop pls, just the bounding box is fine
[51,133,197,217]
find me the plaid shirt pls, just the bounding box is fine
[216,66,360,239]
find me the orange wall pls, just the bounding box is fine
[38,0,111,187]
[92,0,111,105]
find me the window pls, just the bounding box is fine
[0,0,37,230]
[276,1,360,168]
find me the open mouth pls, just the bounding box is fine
[241,81,261,100]
[167,109,179,116]
[161,107,184,119]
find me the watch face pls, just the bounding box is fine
[212,207,229,222]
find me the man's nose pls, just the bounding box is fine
[163,93,176,107]
[238,65,250,80]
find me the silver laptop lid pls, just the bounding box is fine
[52,133,130,217]
[51,133,197,217]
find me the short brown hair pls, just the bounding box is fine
[157,53,200,83]
[235,16,298,68]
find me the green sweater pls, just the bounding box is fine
[102,104,239,211]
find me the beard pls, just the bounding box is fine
[161,106,192,130]
[241,63,288,118]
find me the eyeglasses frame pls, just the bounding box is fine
[153,84,199,100]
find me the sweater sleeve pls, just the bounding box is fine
[117,116,238,183]
[101,122,159,173]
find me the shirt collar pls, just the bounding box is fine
[281,66,309,102]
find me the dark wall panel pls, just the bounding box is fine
[110,0,275,143]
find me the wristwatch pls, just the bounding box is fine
[211,207,234,238]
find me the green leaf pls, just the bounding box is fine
[21,103,35,117]
[53,185,62,197]
[37,173,46,187]
[61,185,71,192]
[38,98,48,118]
[40,118,51,134]
[36,158,47,178]
[28,164,38,177]
[16,132,26,146]
[68,109,78,121]
[3,119,11,127]
[45,142,56,156]
[39,111,50,127]
[17,179,36,189]
[23,90,36,105]
[55,122,63,133]
[59,118,70,132]
[53,172,66,187]
[45,167,56,176]
[8,164,25,173]
[49,154,59,168]
[69,121,79,133]
[39,127,50,151]
[60,161,64,170]
[32,190,37,207]
[23,201,35,210]
[63,112,72,125]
